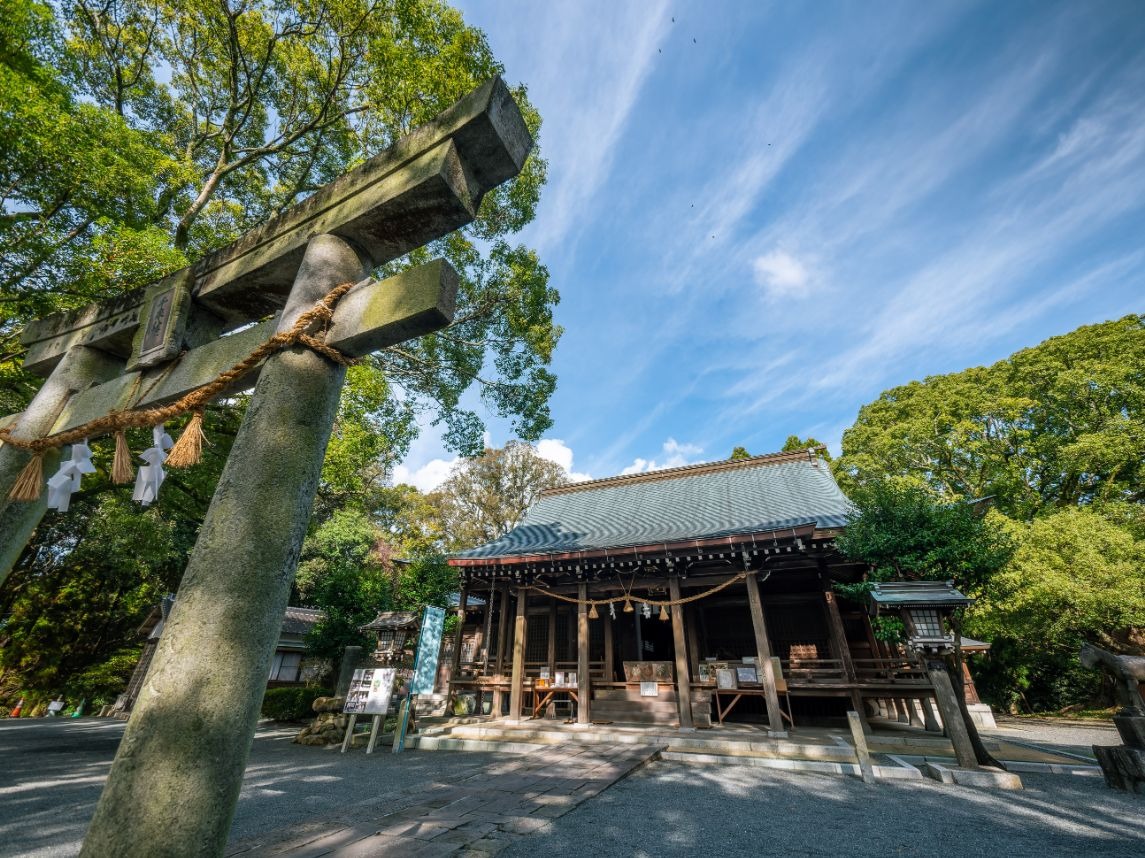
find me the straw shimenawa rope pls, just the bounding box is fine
[1,280,360,501]
[528,571,749,609]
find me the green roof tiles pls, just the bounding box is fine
[453,451,853,560]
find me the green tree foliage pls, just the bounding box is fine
[432,440,567,550]
[837,316,1145,712]
[835,481,1012,601]
[729,446,751,460]
[0,495,182,704]
[836,315,1144,519]
[968,507,1145,711]
[294,508,394,663]
[3,0,560,452]
[781,435,831,461]
[1,0,555,701]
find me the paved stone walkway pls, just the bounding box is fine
[227,743,660,857]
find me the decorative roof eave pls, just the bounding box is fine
[869,580,974,611]
[449,522,820,569]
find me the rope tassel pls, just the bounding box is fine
[112,431,135,484]
[166,411,206,468]
[9,452,44,502]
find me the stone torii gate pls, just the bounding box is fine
[0,78,531,856]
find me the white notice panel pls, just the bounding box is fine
[343,668,396,715]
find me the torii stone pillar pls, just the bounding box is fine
[80,234,369,857]
[0,346,122,584]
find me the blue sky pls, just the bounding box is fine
[394,0,1145,490]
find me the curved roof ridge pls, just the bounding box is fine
[540,448,826,496]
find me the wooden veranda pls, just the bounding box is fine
[445,524,943,733]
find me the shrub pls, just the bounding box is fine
[261,687,332,722]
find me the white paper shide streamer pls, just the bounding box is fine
[133,425,174,506]
[46,439,97,512]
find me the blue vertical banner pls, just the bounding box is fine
[409,605,446,694]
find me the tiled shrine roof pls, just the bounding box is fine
[281,606,325,635]
[452,449,852,562]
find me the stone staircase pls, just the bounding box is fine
[589,686,713,728]
[405,721,924,780]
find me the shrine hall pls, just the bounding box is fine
[443,449,955,732]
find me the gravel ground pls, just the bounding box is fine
[0,718,497,858]
[2,716,1141,858]
[987,714,1121,757]
[503,761,1145,858]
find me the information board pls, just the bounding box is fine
[343,667,396,715]
[409,605,446,695]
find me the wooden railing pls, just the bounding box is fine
[853,658,928,684]
[781,658,846,683]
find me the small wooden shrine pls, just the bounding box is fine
[444,449,947,732]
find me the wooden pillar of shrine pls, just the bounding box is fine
[493,581,511,718]
[822,577,869,734]
[602,611,614,681]
[450,583,468,686]
[508,586,528,722]
[745,571,786,735]
[577,583,591,725]
[547,600,558,680]
[668,577,694,729]
[685,606,702,678]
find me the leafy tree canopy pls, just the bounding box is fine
[835,480,1013,597]
[835,315,1144,519]
[2,0,560,451]
[729,446,751,460]
[0,0,554,700]
[781,435,831,461]
[431,440,567,550]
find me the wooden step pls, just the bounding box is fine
[594,687,710,703]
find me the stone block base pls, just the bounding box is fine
[1093,745,1145,793]
[966,703,997,729]
[921,762,1023,789]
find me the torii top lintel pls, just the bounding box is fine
[20,76,532,377]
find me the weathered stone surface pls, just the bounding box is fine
[20,291,143,377]
[312,696,345,713]
[0,346,123,586]
[921,762,1023,789]
[325,259,457,356]
[1094,744,1145,793]
[1114,714,1145,749]
[79,235,370,858]
[50,319,277,435]
[45,258,457,436]
[126,270,197,371]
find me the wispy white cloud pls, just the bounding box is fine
[507,1,673,258]
[392,457,458,493]
[708,14,1145,426]
[752,249,811,301]
[621,438,704,475]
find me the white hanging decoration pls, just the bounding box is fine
[45,439,97,512]
[133,425,174,506]
[641,602,652,620]
[609,602,616,620]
